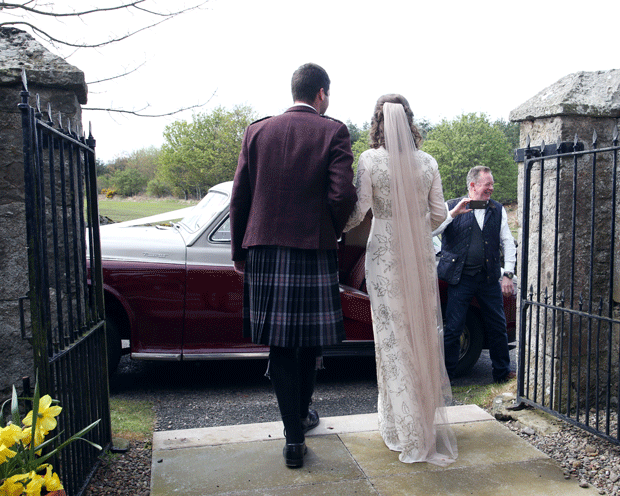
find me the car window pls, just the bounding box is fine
[179,191,228,233]
[210,217,231,242]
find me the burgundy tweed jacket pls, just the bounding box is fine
[230,105,357,262]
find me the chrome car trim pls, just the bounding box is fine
[182,352,270,360]
[101,256,186,265]
[185,260,233,268]
[132,353,182,361]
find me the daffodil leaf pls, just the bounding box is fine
[28,378,41,457]
[11,385,20,426]
[35,420,102,466]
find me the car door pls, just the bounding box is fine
[99,224,187,358]
[182,212,266,358]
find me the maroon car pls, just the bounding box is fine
[95,181,516,376]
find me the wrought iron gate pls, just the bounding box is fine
[19,71,111,495]
[516,128,620,445]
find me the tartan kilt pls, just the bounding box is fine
[243,246,346,348]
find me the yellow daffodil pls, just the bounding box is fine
[0,424,25,447]
[22,395,62,447]
[1,381,99,496]
[0,425,25,463]
[0,442,18,464]
[23,394,62,431]
[42,463,64,491]
[0,472,30,496]
[22,470,44,496]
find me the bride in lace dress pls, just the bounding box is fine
[344,95,457,466]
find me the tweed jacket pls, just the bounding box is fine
[230,105,357,262]
[437,197,503,285]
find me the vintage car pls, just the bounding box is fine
[96,181,516,377]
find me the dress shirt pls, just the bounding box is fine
[432,202,516,274]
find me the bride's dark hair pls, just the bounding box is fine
[369,94,423,149]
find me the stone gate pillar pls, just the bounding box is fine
[510,69,620,409]
[0,27,87,397]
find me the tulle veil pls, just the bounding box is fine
[383,102,457,465]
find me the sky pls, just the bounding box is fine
[23,0,620,163]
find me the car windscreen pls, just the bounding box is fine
[179,190,228,233]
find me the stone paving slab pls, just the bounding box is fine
[369,459,594,496]
[151,406,599,495]
[152,405,492,451]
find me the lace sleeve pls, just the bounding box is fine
[343,153,372,232]
[428,165,447,231]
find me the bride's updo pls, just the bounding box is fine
[369,94,423,149]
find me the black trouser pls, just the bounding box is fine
[268,346,321,444]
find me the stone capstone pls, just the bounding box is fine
[0,27,87,104]
[510,69,620,122]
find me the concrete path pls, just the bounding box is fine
[151,405,597,495]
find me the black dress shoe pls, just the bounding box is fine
[301,409,319,434]
[283,442,307,468]
[495,371,517,383]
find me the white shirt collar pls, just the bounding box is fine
[292,102,318,112]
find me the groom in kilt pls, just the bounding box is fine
[230,63,357,468]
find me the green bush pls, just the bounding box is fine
[146,178,171,198]
[110,169,147,197]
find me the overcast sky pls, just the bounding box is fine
[32,0,619,162]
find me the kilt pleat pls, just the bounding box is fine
[243,246,345,348]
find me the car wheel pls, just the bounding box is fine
[105,315,121,376]
[452,309,484,378]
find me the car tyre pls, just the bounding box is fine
[451,309,484,378]
[105,315,121,377]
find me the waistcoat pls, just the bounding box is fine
[437,197,502,285]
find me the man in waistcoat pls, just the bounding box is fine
[230,63,356,468]
[434,166,516,383]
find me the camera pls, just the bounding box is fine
[468,200,488,209]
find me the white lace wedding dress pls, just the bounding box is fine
[345,146,457,466]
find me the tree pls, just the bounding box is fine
[124,146,161,182]
[1,1,207,48]
[1,1,211,118]
[415,117,434,140]
[110,168,147,196]
[351,128,370,177]
[157,105,257,199]
[95,158,107,177]
[493,118,520,150]
[422,113,517,204]
[346,121,369,145]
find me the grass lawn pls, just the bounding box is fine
[98,196,198,223]
[452,379,516,409]
[109,398,155,442]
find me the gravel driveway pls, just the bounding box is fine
[108,346,515,432]
[109,355,380,431]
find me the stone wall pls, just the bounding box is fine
[510,69,620,410]
[0,27,87,397]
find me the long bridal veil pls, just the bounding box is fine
[383,102,457,465]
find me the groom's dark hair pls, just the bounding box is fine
[291,63,330,103]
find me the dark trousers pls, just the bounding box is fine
[268,346,321,444]
[444,272,510,382]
